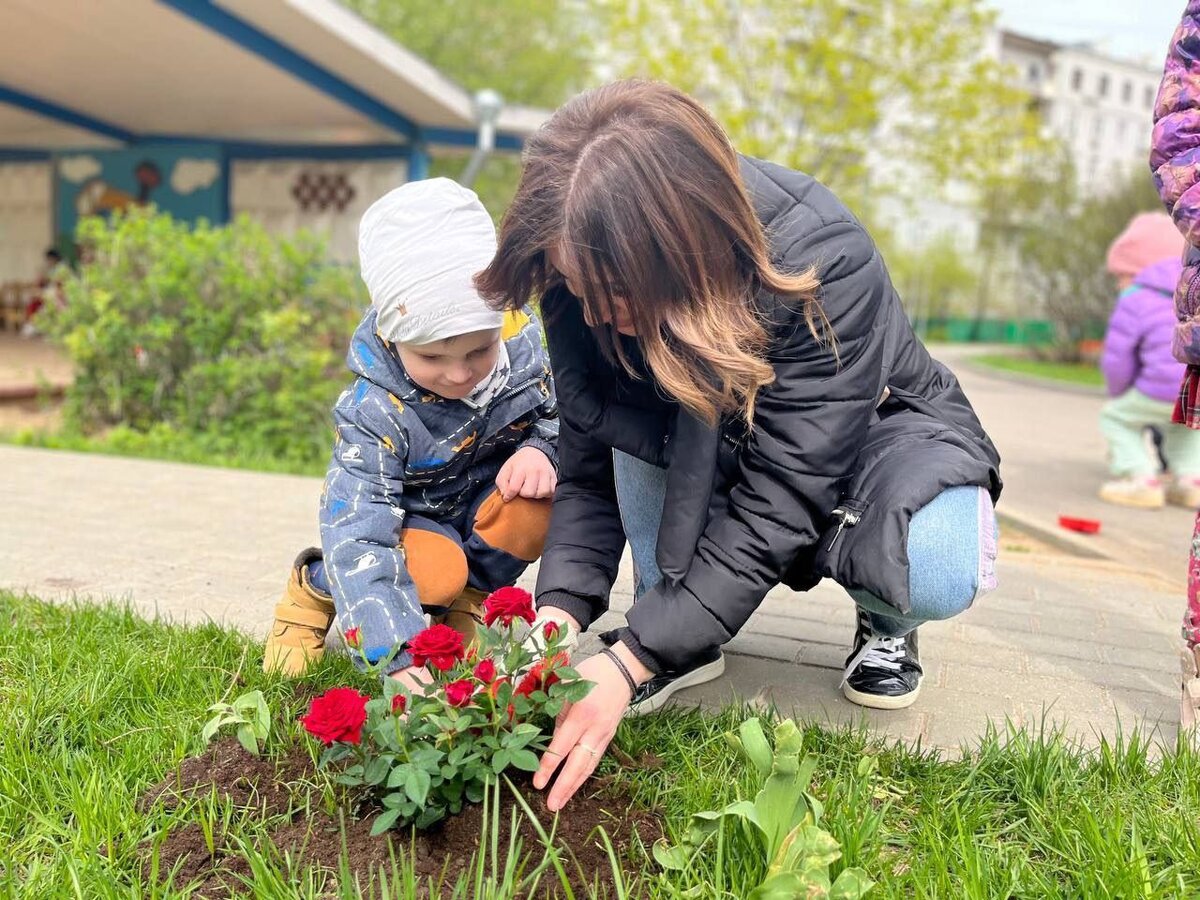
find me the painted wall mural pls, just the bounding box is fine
[55,142,225,240]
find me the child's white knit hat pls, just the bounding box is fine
[358,177,502,345]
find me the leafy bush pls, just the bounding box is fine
[40,208,365,469]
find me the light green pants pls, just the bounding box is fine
[1100,389,1200,478]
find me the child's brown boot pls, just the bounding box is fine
[432,587,487,648]
[263,549,336,676]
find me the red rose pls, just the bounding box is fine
[486,676,508,700]
[514,671,540,698]
[391,694,407,715]
[515,652,566,698]
[483,587,536,628]
[543,621,560,641]
[300,687,370,746]
[344,627,362,649]
[445,679,475,707]
[407,624,465,671]
[473,658,497,683]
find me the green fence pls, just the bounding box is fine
[915,318,1105,345]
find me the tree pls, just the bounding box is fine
[595,0,1050,224]
[341,0,593,213]
[342,0,590,107]
[1020,163,1164,361]
[884,232,980,331]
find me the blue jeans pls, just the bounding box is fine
[613,451,997,638]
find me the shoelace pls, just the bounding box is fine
[841,635,906,686]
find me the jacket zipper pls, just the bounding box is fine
[826,506,863,552]
[469,376,543,469]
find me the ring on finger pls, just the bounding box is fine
[578,742,600,757]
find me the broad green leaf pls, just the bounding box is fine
[236,726,259,756]
[492,749,512,774]
[370,808,402,836]
[364,757,390,786]
[830,868,875,900]
[755,773,810,859]
[414,805,445,829]
[748,872,812,900]
[689,800,764,845]
[405,767,431,806]
[510,749,540,772]
[652,839,693,871]
[200,718,220,745]
[738,718,773,780]
[387,764,412,789]
[776,825,841,874]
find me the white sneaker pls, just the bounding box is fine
[1098,476,1165,509]
[1167,477,1200,510]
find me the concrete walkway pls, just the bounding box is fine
[943,345,1195,585]
[0,442,1181,753]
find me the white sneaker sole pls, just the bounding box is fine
[842,678,922,710]
[625,655,727,717]
[1098,488,1165,509]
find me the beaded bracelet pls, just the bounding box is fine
[600,647,639,699]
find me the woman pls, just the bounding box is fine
[476,81,1002,811]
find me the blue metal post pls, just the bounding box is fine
[408,142,430,181]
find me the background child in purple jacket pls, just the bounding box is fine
[1098,212,1197,509]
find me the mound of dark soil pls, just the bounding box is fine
[141,738,662,898]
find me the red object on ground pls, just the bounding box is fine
[1058,516,1101,534]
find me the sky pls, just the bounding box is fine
[990,0,1180,64]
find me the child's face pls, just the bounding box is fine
[396,328,502,400]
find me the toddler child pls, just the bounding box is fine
[263,178,558,677]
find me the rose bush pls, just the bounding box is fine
[300,587,592,832]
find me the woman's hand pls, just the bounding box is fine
[533,643,652,811]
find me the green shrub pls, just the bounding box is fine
[40,209,365,470]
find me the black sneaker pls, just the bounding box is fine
[625,652,726,717]
[841,611,923,710]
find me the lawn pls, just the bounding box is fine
[972,353,1106,389]
[3,592,1199,898]
[2,425,328,478]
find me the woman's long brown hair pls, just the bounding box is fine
[475,79,827,425]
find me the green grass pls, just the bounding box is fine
[972,353,1106,388]
[4,593,1200,898]
[1,425,327,477]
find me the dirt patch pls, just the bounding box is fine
[141,738,662,899]
[141,737,313,817]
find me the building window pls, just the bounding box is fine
[1098,74,1109,97]
[1146,85,1156,109]
[1072,68,1084,92]
[1028,63,1041,83]
[1122,80,1132,103]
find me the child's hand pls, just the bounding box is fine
[496,446,557,501]
[390,665,434,695]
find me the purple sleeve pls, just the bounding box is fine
[1151,1,1200,245]
[1100,293,1144,397]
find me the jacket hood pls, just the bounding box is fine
[1134,257,1184,295]
[345,310,421,397]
